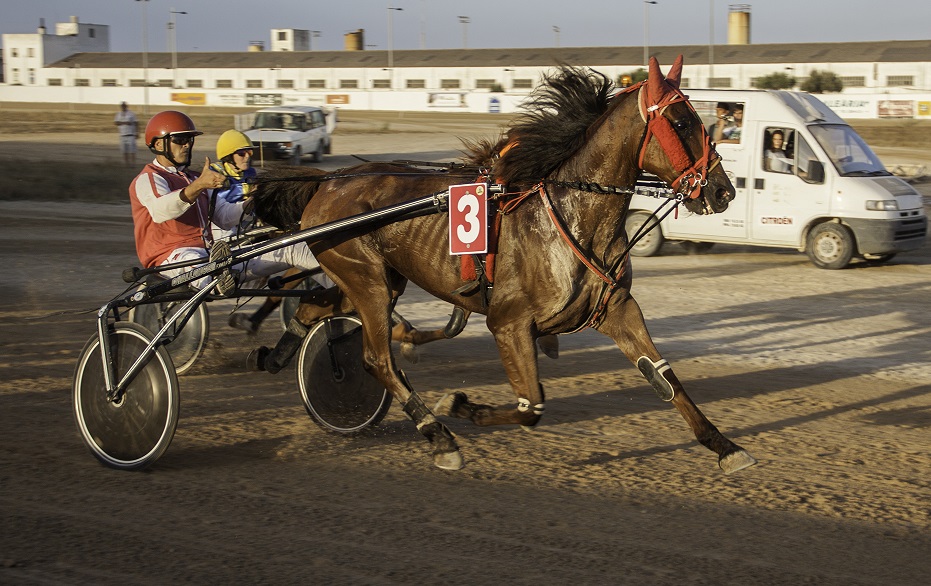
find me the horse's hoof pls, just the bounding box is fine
[433,391,467,417]
[719,449,758,474]
[246,346,270,372]
[400,342,420,364]
[433,449,464,471]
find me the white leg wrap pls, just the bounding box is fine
[517,398,545,415]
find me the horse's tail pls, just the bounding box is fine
[251,166,329,230]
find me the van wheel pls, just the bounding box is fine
[806,223,854,269]
[311,141,324,163]
[680,241,715,254]
[290,146,302,166]
[625,211,664,257]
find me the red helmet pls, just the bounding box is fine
[144,110,203,148]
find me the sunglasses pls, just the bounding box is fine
[169,134,196,146]
[234,148,254,157]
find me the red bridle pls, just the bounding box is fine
[618,76,720,200]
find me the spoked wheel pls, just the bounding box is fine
[130,299,209,375]
[73,322,180,470]
[296,316,392,434]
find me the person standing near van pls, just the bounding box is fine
[114,102,138,166]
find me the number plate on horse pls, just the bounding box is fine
[448,183,488,255]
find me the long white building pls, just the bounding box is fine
[3,17,931,118]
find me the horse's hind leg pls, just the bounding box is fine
[390,307,471,363]
[597,296,757,474]
[333,268,463,470]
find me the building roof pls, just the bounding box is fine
[47,39,931,70]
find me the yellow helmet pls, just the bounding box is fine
[216,130,252,160]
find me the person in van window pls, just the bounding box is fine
[764,129,793,173]
[709,102,734,139]
[715,103,743,144]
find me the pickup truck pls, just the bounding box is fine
[243,106,336,165]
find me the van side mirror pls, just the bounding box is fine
[806,160,825,184]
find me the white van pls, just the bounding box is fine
[243,106,337,165]
[626,90,928,269]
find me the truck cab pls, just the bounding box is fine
[243,106,336,165]
[627,90,927,268]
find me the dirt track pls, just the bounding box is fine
[2,120,931,584]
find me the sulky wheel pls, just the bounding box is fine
[129,299,209,375]
[296,316,392,434]
[72,321,180,470]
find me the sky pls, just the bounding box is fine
[2,0,930,54]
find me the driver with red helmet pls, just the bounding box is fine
[131,111,322,292]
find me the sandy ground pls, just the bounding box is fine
[2,119,931,584]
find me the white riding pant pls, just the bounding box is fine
[158,243,328,290]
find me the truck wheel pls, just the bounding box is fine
[290,146,302,166]
[311,141,324,163]
[680,241,715,254]
[625,211,664,257]
[806,222,855,269]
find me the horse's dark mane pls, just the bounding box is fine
[251,166,328,229]
[464,65,615,184]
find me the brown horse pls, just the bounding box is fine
[252,56,757,474]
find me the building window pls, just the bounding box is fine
[709,77,732,88]
[840,76,866,88]
[11,49,17,57]
[679,77,691,88]
[28,69,36,84]
[339,79,359,89]
[276,79,294,88]
[11,69,19,83]
[187,79,203,88]
[129,79,145,87]
[216,79,233,88]
[372,79,391,89]
[75,79,90,87]
[157,79,172,87]
[246,79,263,88]
[89,28,96,38]
[406,79,425,89]
[512,78,533,89]
[307,79,326,88]
[887,75,914,87]
[440,79,461,89]
[102,79,118,87]
[278,31,288,41]
[27,48,35,57]
[475,79,496,89]
[48,78,62,86]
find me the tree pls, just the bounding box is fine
[800,70,844,93]
[618,68,648,87]
[754,72,796,90]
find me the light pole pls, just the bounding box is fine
[136,0,150,114]
[709,0,715,84]
[387,7,403,69]
[458,16,470,49]
[310,30,321,51]
[643,1,657,67]
[168,8,187,88]
[553,26,560,48]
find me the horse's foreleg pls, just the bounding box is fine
[598,296,757,474]
[435,321,544,428]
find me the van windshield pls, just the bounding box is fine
[808,124,890,177]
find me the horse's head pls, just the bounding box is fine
[635,56,734,215]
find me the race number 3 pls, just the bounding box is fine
[449,183,488,255]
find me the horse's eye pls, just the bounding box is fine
[673,119,689,131]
